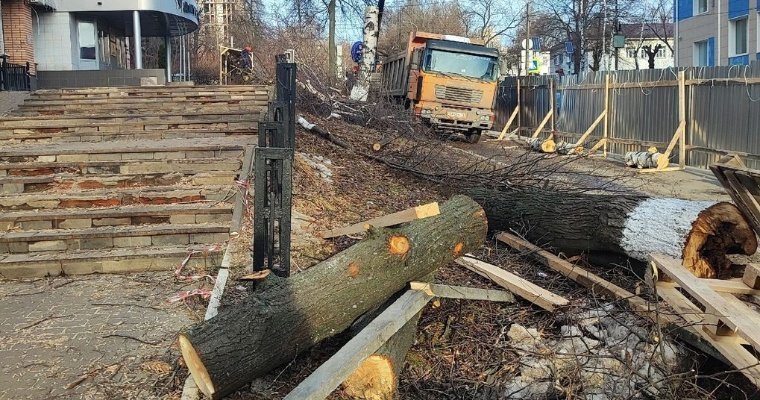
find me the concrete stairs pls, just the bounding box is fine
[0,85,266,278]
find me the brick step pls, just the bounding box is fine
[0,171,236,193]
[0,244,225,278]
[0,136,251,160]
[0,129,253,144]
[0,223,230,254]
[0,185,234,210]
[30,92,269,101]
[0,109,258,124]
[21,96,265,106]
[14,104,260,117]
[0,158,243,177]
[33,84,268,95]
[22,95,267,106]
[0,120,257,141]
[0,203,233,232]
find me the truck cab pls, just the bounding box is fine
[382,32,500,143]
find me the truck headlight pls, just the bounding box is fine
[421,109,432,116]
[480,115,490,121]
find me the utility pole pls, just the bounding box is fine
[328,0,337,84]
[614,0,619,70]
[524,0,530,76]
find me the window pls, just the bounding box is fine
[694,0,708,14]
[78,21,96,60]
[730,18,748,55]
[694,40,708,66]
[626,48,637,58]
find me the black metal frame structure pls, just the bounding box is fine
[252,55,297,277]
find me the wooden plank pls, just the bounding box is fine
[230,145,255,236]
[603,74,610,157]
[678,70,687,168]
[409,282,515,303]
[574,111,606,148]
[649,254,760,350]
[321,202,440,238]
[700,277,760,295]
[495,232,651,310]
[530,109,553,139]
[455,256,569,311]
[655,283,760,387]
[497,105,520,140]
[743,264,760,289]
[283,289,433,400]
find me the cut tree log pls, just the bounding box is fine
[285,289,433,400]
[297,115,351,149]
[528,137,556,153]
[467,187,757,278]
[625,150,666,169]
[178,195,487,399]
[321,202,440,238]
[372,136,397,152]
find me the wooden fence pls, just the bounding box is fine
[496,65,760,169]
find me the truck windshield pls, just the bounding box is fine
[423,49,499,81]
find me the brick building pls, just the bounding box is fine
[0,0,199,88]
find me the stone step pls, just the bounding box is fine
[0,136,251,160]
[0,185,235,210]
[0,158,243,177]
[0,120,257,142]
[0,171,236,193]
[33,84,268,95]
[21,96,265,106]
[0,109,258,124]
[1,129,252,144]
[0,223,230,254]
[0,203,233,232]
[14,104,261,117]
[30,91,269,101]
[0,244,225,278]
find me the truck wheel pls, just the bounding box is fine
[466,131,481,144]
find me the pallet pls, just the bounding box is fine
[710,155,760,237]
[649,254,760,386]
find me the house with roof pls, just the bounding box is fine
[548,23,674,75]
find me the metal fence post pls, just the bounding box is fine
[0,55,7,91]
[252,54,297,278]
[25,62,31,91]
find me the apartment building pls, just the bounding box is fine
[0,0,199,88]
[676,0,758,66]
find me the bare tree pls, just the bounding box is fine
[461,0,521,46]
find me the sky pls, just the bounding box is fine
[258,0,367,42]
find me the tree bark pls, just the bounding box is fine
[467,187,757,279]
[179,195,487,399]
[328,0,337,85]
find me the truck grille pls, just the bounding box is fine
[435,85,483,104]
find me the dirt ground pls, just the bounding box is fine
[1,110,753,399]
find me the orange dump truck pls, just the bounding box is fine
[381,31,500,143]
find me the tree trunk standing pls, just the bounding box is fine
[328,0,337,85]
[466,187,757,279]
[179,196,487,399]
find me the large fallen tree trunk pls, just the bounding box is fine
[467,187,756,279]
[178,195,487,399]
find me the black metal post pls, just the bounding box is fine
[1,55,7,91]
[252,54,297,278]
[25,62,31,91]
